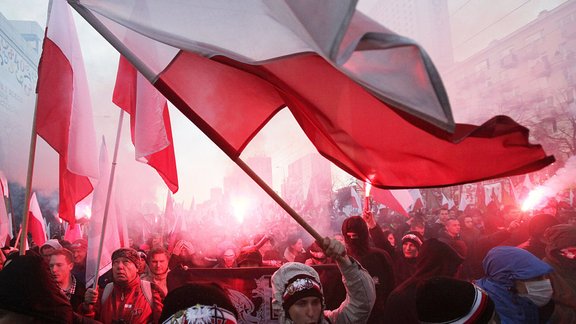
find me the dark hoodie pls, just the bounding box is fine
[382,238,465,324]
[342,216,395,324]
[544,224,576,323]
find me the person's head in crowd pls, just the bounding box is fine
[272,262,325,324]
[528,214,559,242]
[223,246,237,264]
[444,218,461,238]
[40,239,63,262]
[461,215,475,230]
[410,217,425,237]
[544,224,576,265]
[286,235,304,254]
[438,208,450,224]
[48,248,74,288]
[386,230,396,248]
[341,216,372,259]
[111,248,141,285]
[236,250,263,268]
[159,283,238,323]
[150,232,163,249]
[174,239,195,257]
[478,246,554,322]
[414,238,465,279]
[449,208,457,219]
[136,250,148,274]
[401,231,423,259]
[147,247,169,276]
[69,238,87,266]
[307,241,328,263]
[416,277,497,323]
[0,254,73,323]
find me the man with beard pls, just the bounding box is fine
[341,216,395,324]
[81,248,163,323]
[141,248,170,298]
[49,248,86,310]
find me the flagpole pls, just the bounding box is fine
[234,158,323,243]
[19,96,40,254]
[92,109,124,289]
[70,2,323,244]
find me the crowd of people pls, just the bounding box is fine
[0,200,575,323]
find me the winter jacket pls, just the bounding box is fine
[96,277,163,324]
[475,246,554,324]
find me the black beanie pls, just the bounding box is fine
[282,274,323,313]
[416,277,495,323]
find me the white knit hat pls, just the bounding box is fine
[271,262,325,323]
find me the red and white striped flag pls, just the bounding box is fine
[113,56,179,193]
[36,0,98,225]
[28,192,47,247]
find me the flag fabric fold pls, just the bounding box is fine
[371,187,411,217]
[71,1,554,190]
[0,172,10,245]
[113,56,178,193]
[86,138,122,286]
[36,0,98,225]
[28,192,47,246]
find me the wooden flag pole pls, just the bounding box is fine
[233,158,323,243]
[92,109,124,289]
[19,96,40,254]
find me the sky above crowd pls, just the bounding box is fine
[0,0,570,214]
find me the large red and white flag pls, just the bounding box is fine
[86,139,121,286]
[70,1,553,190]
[113,56,178,193]
[28,192,47,246]
[36,0,98,225]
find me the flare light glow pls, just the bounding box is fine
[521,187,548,212]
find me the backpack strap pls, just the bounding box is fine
[101,280,153,308]
[140,280,153,308]
[101,282,114,304]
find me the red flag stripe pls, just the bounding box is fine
[157,51,553,189]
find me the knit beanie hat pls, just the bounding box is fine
[160,283,238,323]
[416,277,496,323]
[402,231,424,249]
[41,239,63,252]
[111,247,140,267]
[272,262,325,322]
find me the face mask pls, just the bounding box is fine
[519,279,553,307]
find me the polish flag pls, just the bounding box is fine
[113,56,178,193]
[28,192,47,247]
[36,0,98,225]
[86,138,122,286]
[441,193,455,210]
[71,1,554,191]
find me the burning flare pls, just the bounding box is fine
[521,187,548,212]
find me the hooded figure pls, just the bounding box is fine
[382,238,465,324]
[341,216,394,324]
[476,246,554,323]
[543,224,576,323]
[271,237,375,324]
